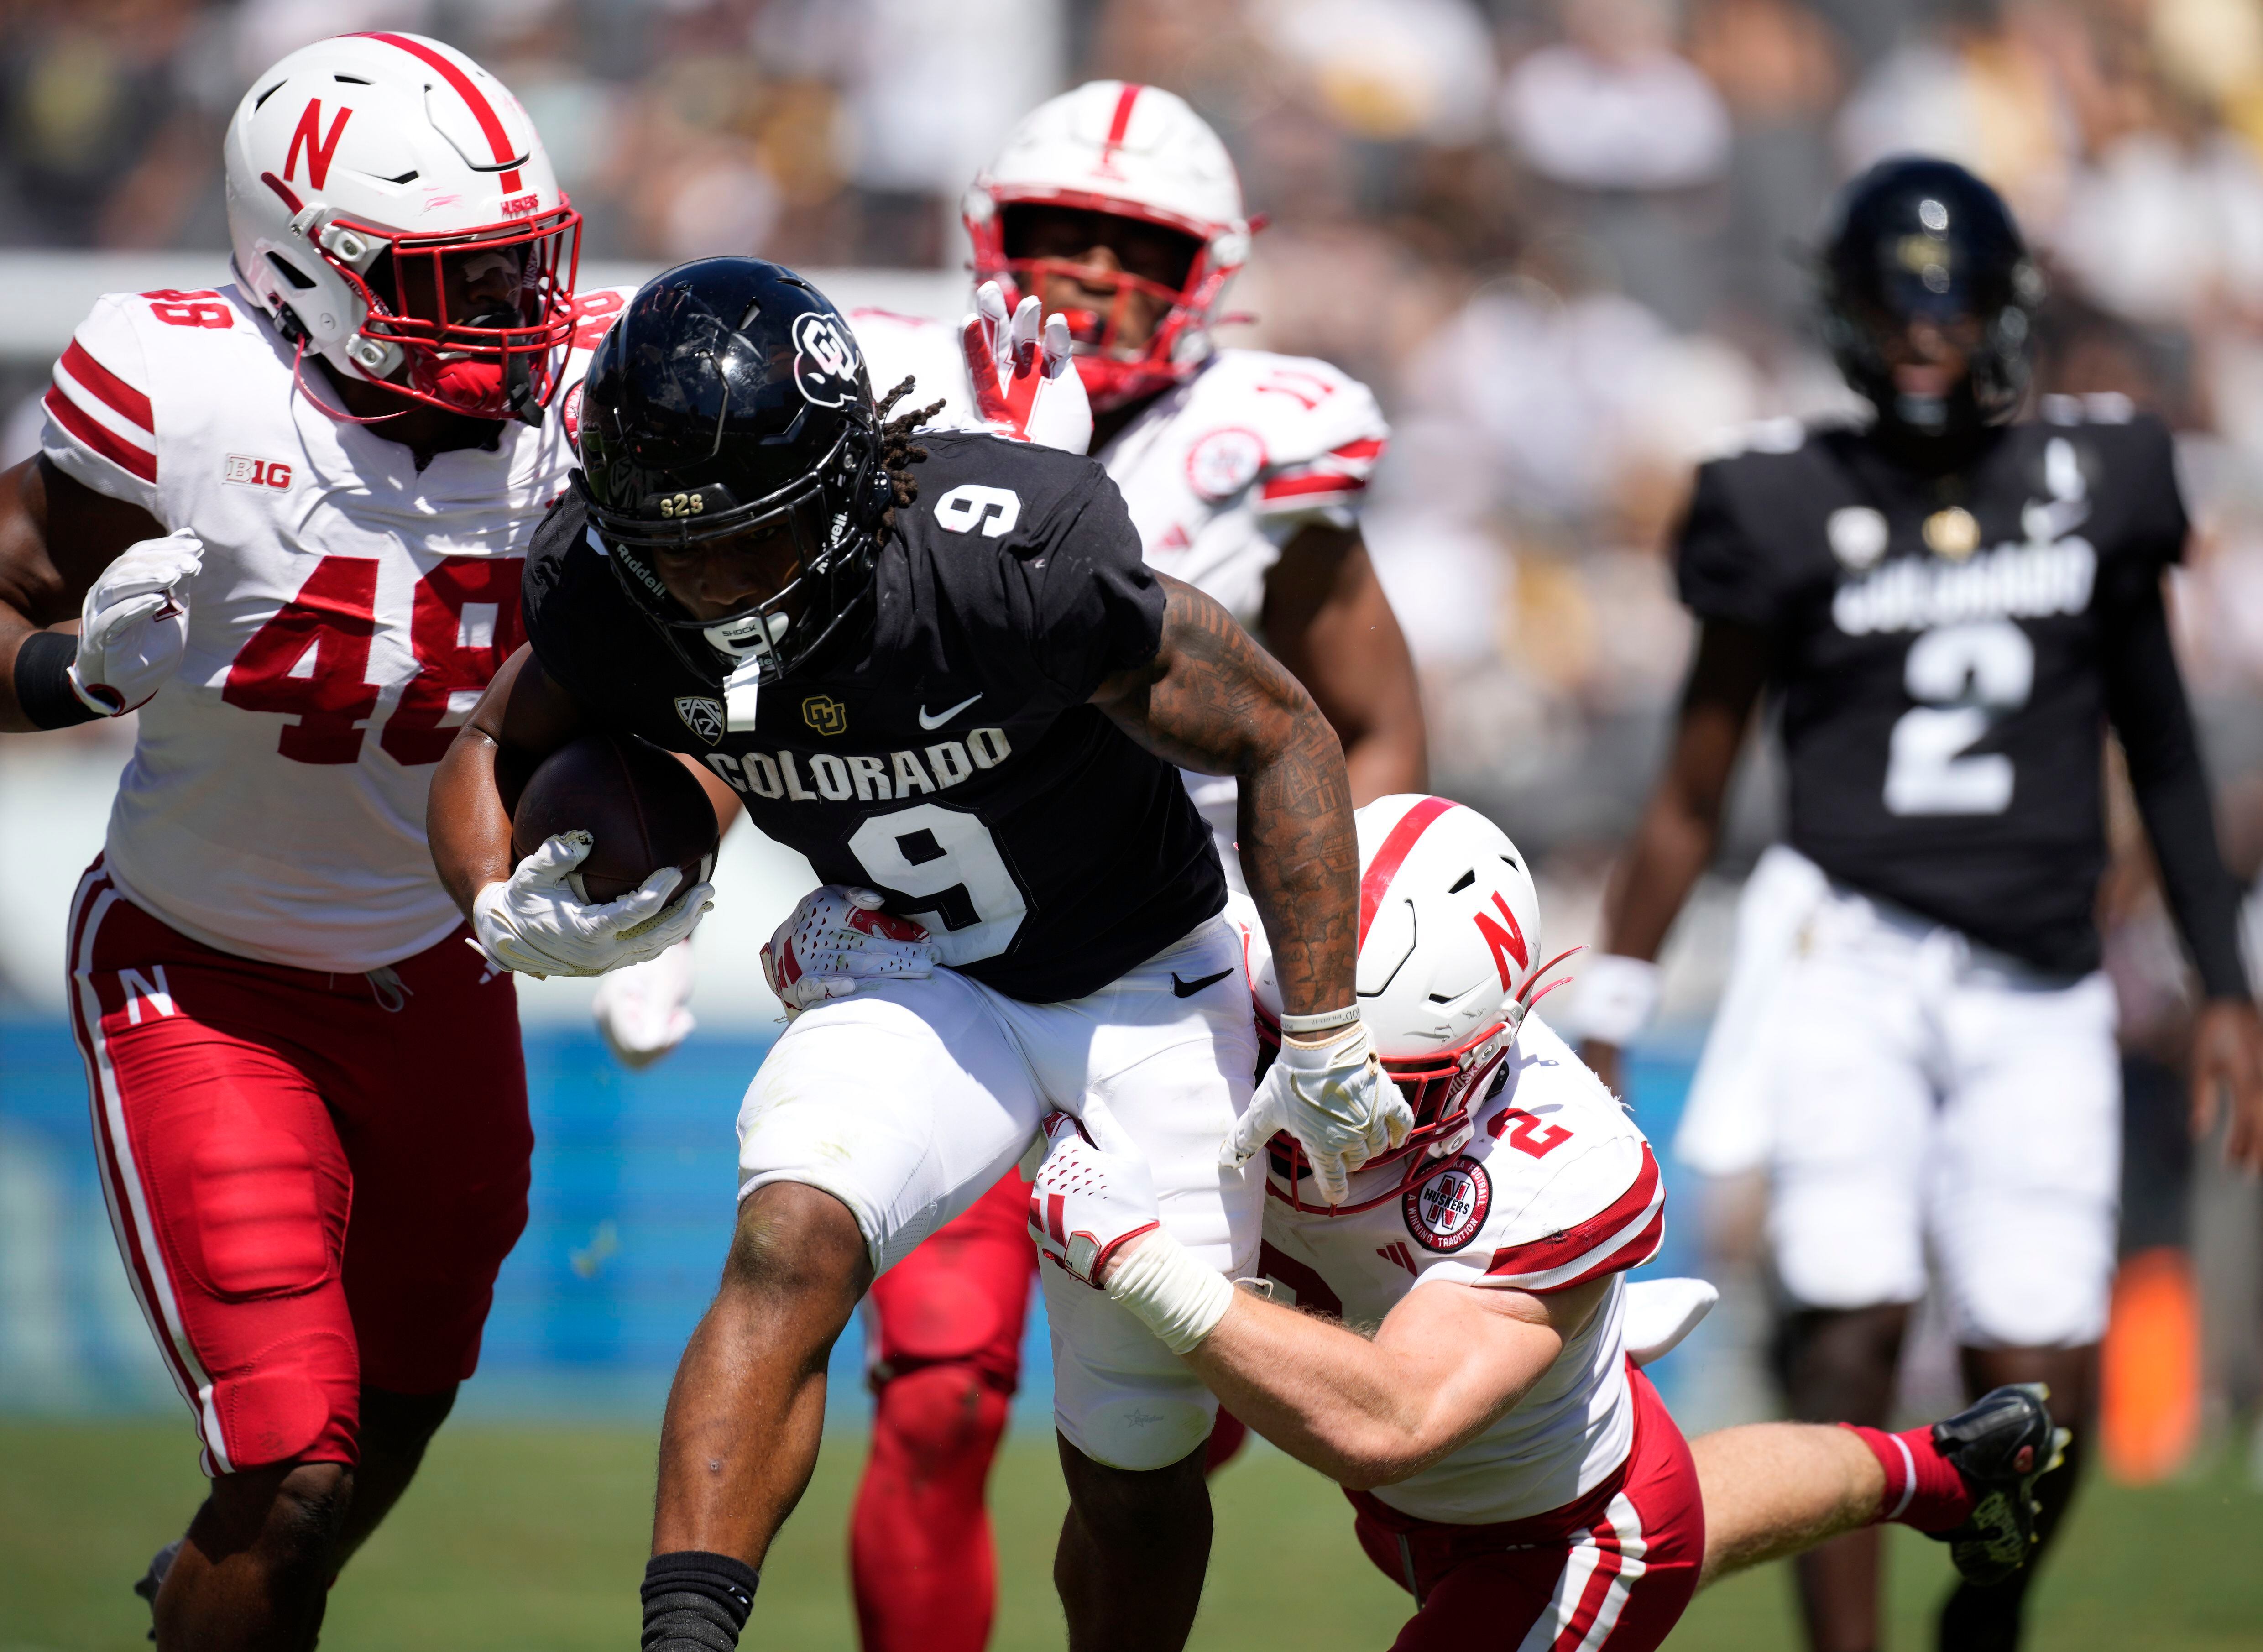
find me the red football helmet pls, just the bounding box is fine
[1237,795,1576,1214]
[964,81,1253,413]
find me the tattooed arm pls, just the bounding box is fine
[1090,572,1358,1017]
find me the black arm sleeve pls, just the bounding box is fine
[2102,571,2252,1000]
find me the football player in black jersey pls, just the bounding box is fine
[1575,159,2263,1652]
[428,259,1409,1652]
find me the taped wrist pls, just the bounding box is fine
[640,1551,759,1652]
[1105,1230,1236,1354]
[13,631,100,728]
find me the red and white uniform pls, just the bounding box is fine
[1261,1015,1664,1523]
[853,312,1389,883]
[1260,1017,1696,1651]
[42,283,623,1474]
[42,281,625,971]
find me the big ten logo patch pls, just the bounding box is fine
[802,695,848,737]
[223,454,293,490]
[1402,1156,1491,1253]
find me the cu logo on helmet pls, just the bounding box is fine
[792,312,861,408]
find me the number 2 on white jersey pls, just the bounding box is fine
[1883,620,2034,816]
[846,804,1029,963]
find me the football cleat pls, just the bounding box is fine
[134,1538,180,1638]
[1926,1382,2068,1586]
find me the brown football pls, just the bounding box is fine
[511,733,721,905]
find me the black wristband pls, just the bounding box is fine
[13,629,100,729]
[640,1550,759,1652]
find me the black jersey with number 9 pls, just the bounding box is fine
[522,429,1228,1002]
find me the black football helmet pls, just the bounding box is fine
[573,257,893,687]
[1819,156,2044,437]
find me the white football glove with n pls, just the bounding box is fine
[961,281,1092,455]
[1030,1098,1234,1354]
[69,529,203,715]
[1223,1020,1412,1207]
[471,832,713,978]
[759,885,938,1018]
[591,937,698,1068]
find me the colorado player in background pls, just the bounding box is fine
[0,36,654,1652]
[1577,158,2263,1652]
[429,256,1407,1652]
[1034,793,2069,1651]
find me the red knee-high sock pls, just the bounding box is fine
[1841,1423,1974,1533]
[851,1364,1012,1652]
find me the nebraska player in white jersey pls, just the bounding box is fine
[1032,795,2071,1650]
[0,34,678,1652]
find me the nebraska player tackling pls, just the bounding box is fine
[0,34,671,1652]
[1033,795,2069,1649]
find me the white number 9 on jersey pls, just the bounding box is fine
[846,804,1029,963]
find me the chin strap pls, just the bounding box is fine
[291,336,408,426]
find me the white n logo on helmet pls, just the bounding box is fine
[934,485,1022,538]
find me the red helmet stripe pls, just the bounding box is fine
[1357,795,1457,949]
[356,32,525,192]
[1099,83,1142,168]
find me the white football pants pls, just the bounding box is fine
[1687,848,2120,1349]
[735,914,1260,1469]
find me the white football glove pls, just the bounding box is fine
[1032,1098,1238,1353]
[759,885,938,1017]
[1223,1020,1412,1207]
[470,831,713,978]
[591,937,697,1069]
[1029,1101,1161,1287]
[69,529,203,715]
[961,281,1092,455]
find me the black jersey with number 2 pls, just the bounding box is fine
[1677,399,2190,978]
[522,429,1227,1003]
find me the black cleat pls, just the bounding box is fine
[1925,1382,2069,1587]
[134,1539,180,1639]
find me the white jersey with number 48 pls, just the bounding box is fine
[852,310,1389,881]
[41,281,628,973]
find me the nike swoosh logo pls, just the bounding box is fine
[1171,967,1235,998]
[918,693,983,731]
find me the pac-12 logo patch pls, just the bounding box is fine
[792,312,862,408]
[1402,1156,1491,1253]
[675,696,725,744]
[1185,427,1266,501]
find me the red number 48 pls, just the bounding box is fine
[221,555,523,765]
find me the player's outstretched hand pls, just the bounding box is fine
[69,529,203,715]
[1223,1021,1412,1206]
[961,281,1092,454]
[759,885,937,1018]
[1029,1098,1160,1287]
[2191,997,2263,1173]
[470,831,714,978]
[592,937,697,1068]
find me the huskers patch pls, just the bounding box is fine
[1403,1156,1491,1253]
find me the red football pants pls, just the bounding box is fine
[851,1169,1035,1652]
[1348,1367,1704,1652]
[66,864,532,1474]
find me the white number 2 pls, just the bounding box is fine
[1883,621,2034,816]
[845,804,1029,963]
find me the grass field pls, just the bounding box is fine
[7,1419,2263,1651]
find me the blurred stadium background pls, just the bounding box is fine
[10,0,2263,1646]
